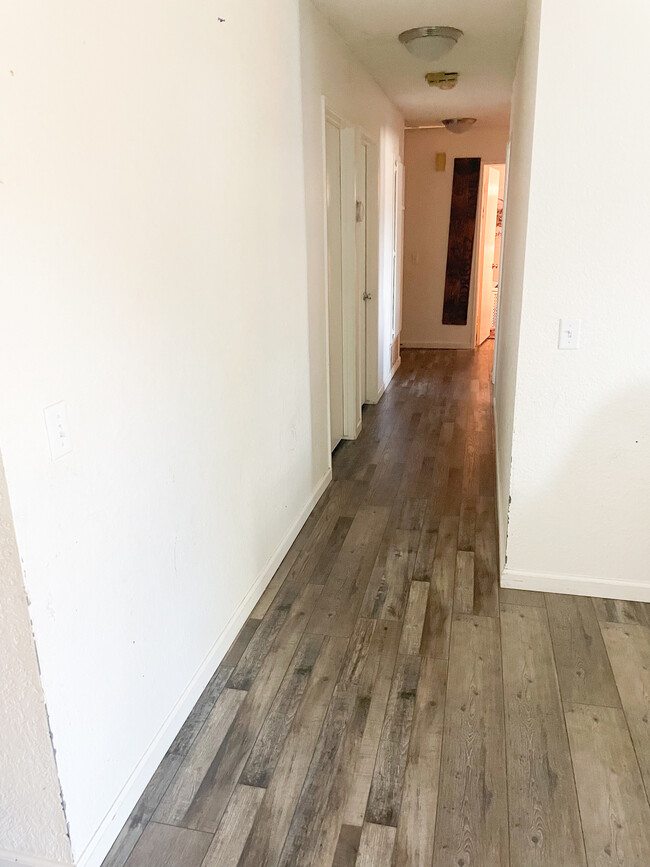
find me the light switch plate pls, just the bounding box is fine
[44,401,73,460]
[558,318,581,350]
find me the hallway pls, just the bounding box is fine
[104,346,650,867]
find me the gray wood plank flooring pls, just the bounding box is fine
[103,346,650,867]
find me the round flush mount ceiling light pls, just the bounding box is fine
[398,26,463,62]
[442,117,477,134]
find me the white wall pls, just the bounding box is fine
[402,127,508,349]
[0,457,72,864]
[496,0,650,599]
[493,0,542,568]
[0,0,404,863]
[0,0,328,862]
[299,0,404,405]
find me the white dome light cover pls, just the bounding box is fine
[442,117,477,134]
[398,26,463,62]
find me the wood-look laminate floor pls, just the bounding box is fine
[103,346,650,867]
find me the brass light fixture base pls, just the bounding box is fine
[425,71,459,90]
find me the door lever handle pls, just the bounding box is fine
[363,292,372,301]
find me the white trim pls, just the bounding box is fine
[367,354,401,404]
[74,468,332,867]
[492,144,511,384]
[362,142,380,405]
[471,162,506,348]
[384,355,402,392]
[501,567,650,603]
[0,853,69,867]
[320,97,334,457]
[401,341,473,350]
[340,126,359,441]
[492,397,508,573]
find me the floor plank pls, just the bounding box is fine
[432,614,508,867]
[601,622,650,798]
[178,584,323,832]
[453,549,474,615]
[501,604,587,866]
[592,597,650,628]
[332,825,362,867]
[101,753,184,867]
[565,703,650,866]
[276,622,378,867]
[239,632,323,788]
[546,593,620,707]
[398,580,429,655]
[499,587,545,607]
[420,515,458,659]
[341,621,402,827]
[123,823,211,867]
[236,635,348,867]
[307,506,390,637]
[355,823,396,867]
[153,688,246,826]
[473,496,499,617]
[202,785,265,867]
[365,653,421,827]
[394,656,446,867]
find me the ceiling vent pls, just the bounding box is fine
[425,71,459,90]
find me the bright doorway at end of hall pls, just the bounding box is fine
[475,163,505,346]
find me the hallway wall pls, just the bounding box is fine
[0,0,340,863]
[496,0,650,599]
[493,0,542,569]
[299,0,404,419]
[401,126,508,349]
[0,456,72,863]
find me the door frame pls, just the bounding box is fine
[493,145,511,384]
[471,162,505,347]
[357,129,379,420]
[322,99,378,449]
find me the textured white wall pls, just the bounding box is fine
[402,127,508,349]
[0,456,71,863]
[299,0,404,403]
[493,0,542,567]
[497,0,650,595]
[0,0,321,861]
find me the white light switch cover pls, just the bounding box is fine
[44,401,73,459]
[558,318,581,350]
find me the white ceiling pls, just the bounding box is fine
[311,0,527,127]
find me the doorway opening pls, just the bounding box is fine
[475,163,505,346]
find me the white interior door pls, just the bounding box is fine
[477,166,500,345]
[358,143,368,406]
[326,120,344,450]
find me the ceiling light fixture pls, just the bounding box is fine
[425,71,459,90]
[398,26,463,62]
[442,117,477,134]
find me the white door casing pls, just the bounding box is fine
[325,119,344,450]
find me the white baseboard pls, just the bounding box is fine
[401,341,473,350]
[75,468,332,867]
[380,355,401,397]
[385,354,401,389]
[501,567,650,603]
[0,852,70,867]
